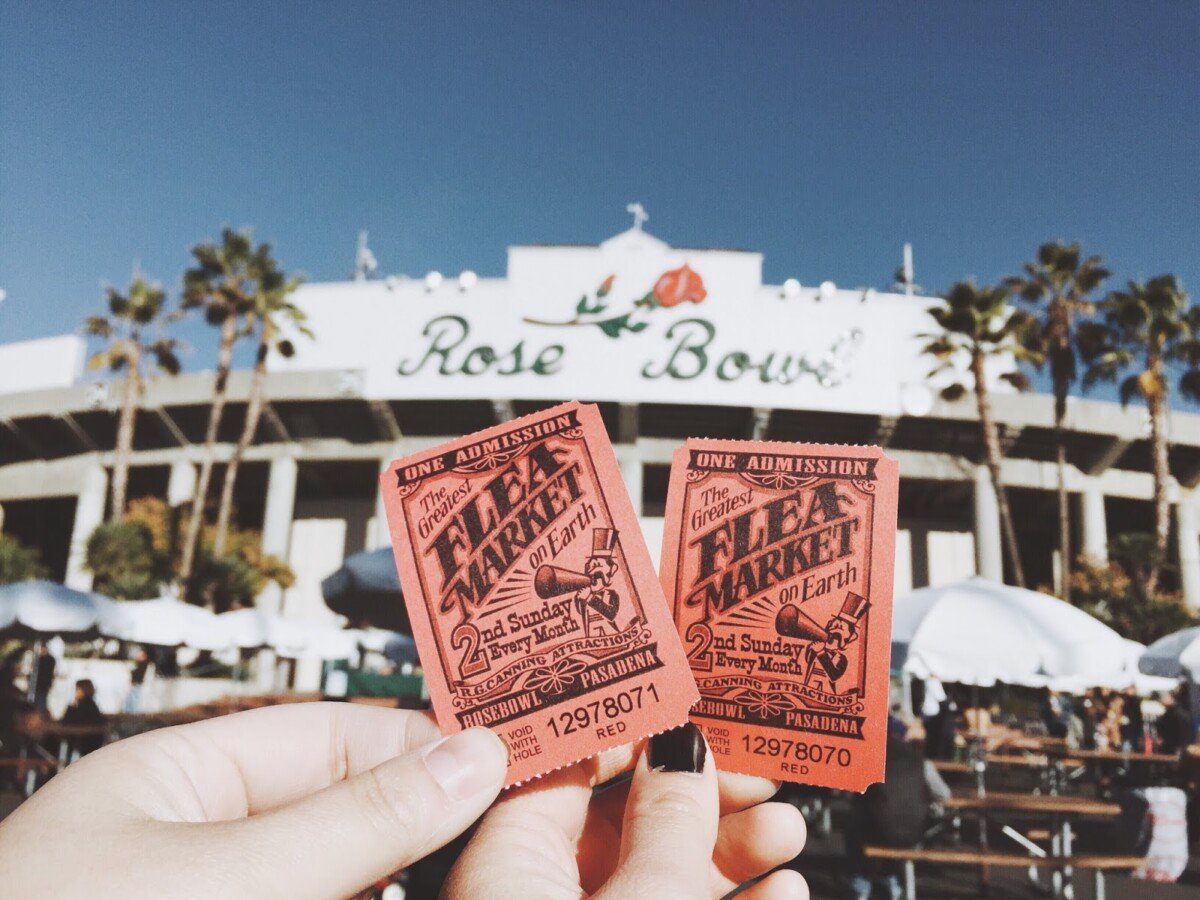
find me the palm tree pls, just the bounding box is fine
[1077,275,1200,596]
[83,277,181,522]
[177,229,260,583]
[212,252,306,554]
[1005,243,1109,601]
[923,280,1043,588]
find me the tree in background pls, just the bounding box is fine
[923,280,1043,588]
[85,518,166,599]
[212,253,306,554]
[1005,243,1109,602]
[0,534,48,584]
[83,276,181,522]
[1068,538,1194,644]
[86,497,293,610]
[178,230,262,583]
[1078,275,1200,595]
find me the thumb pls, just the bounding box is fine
[228,727,507,899]
[598,723,718,900]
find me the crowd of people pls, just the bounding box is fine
[1040,684,1197,755]
[843,683,1200,900]
[0,647,109,780]
[917,676,1199,760]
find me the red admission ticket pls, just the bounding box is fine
[660,439,898,791]
[381,402,698,786]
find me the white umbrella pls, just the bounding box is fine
[217,609,360,660]
[97,595,234,651]
[1049,639,1177,695]
[893,576,1133,688]
[0,579,115,637]
[1139,626,1200,681]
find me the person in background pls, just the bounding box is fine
[846,716,947,900]
[920,676,947,759]
[31,645,55,715]
[0,653,31,767]
[125,650,152,714]
[60,679,105,757]
[1158,685,1195,755]
[1041,688,1070,739]
[1121,687,1145,752]
[1097,695,1123,750]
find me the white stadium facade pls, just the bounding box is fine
[3,221,1200,630]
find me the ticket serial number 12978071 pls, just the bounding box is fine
[381,401,698,786]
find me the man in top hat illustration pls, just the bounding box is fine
[574,527,622,637]
[802,592,869,696]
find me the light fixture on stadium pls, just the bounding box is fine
[818,280,836,302]
[781,278,801,299]
[458,270,478,291]
[424,271,444,291]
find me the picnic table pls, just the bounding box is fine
[935,753,1084,774]
[947,791,1123,899]
[1041,745,1182,793]
[1045,746,1179,765]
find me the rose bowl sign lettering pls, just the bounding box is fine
[275,232,941,417]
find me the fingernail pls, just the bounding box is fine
[422,727,506,802]
[648,723,706,773]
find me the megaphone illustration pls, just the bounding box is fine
[774,603,829,642]
[534,565,591,599]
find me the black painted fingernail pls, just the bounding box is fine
[648,723,706,773]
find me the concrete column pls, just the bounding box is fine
[620,453,643,517]
[166,460,197,508]
[64,462,108,590]
[257,456,298,613]
[973,465,1003,582]
[1080,485,1108,563]
[372,449,403,549]
[1176,500,1200,611]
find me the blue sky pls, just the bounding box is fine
[1,1,1197,397]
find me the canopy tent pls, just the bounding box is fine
[0,579,116,638]
[1049,639,1177,695]
[1139,626,1200,682]
[217,608,361,660]
[355,627,418,666]
[321,547,410,634]
[893,576,1135,689]
[97,595,234,651]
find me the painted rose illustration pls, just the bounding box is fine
[525,266,708,339]
[652,264,707,308]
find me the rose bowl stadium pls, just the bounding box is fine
[3,220,1200,649]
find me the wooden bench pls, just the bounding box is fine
[865,845,1144,900]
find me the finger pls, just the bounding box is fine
[579,788,800,895]
[592,767,778,828]
[598,723,718,899]
[446,765,595,899]
[711,802,807,895]
[94,702,441,821]
[738,869,809,900]
[715,770,781,814]
[226,726,507,900]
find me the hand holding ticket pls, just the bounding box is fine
[660,439,899,791]
[380,401,698,785]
